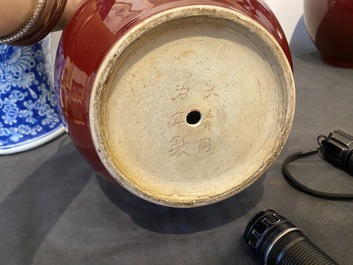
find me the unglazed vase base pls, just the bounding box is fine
[91,6,295,207]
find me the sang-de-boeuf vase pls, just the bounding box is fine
[55,0,295,207]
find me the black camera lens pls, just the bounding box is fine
[244,209,339,265]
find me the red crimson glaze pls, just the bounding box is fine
[304,0,353,68]
[55,0,293,182]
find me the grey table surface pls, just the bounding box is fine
[1,53,353,265]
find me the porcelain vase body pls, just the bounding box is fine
[0,37,64,154]
[304,0,353,68]
[55,0,295,207]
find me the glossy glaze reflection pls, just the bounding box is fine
[304,0,353,68]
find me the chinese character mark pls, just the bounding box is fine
[204,85,219,99]
[203,109,215,131]
[172,85,190,100]
[169,135,189,157]
[199,138,212,153]
[170,111,185,126]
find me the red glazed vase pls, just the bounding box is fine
[304,0,353,68]
[55,0,295,207]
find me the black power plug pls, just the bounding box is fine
[320,130,353,174]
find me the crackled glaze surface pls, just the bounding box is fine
[56,0,295,207]
[304,0,353,68]
[0,37,64,154]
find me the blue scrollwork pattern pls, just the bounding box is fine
[0,37,63,152]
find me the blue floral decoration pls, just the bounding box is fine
[0,37,64,154]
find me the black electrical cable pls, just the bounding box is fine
[282,136,353,201]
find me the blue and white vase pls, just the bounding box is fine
[0,36,65,154]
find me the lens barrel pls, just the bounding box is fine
[244,209,339,265]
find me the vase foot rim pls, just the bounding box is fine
[90,5,295,207]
